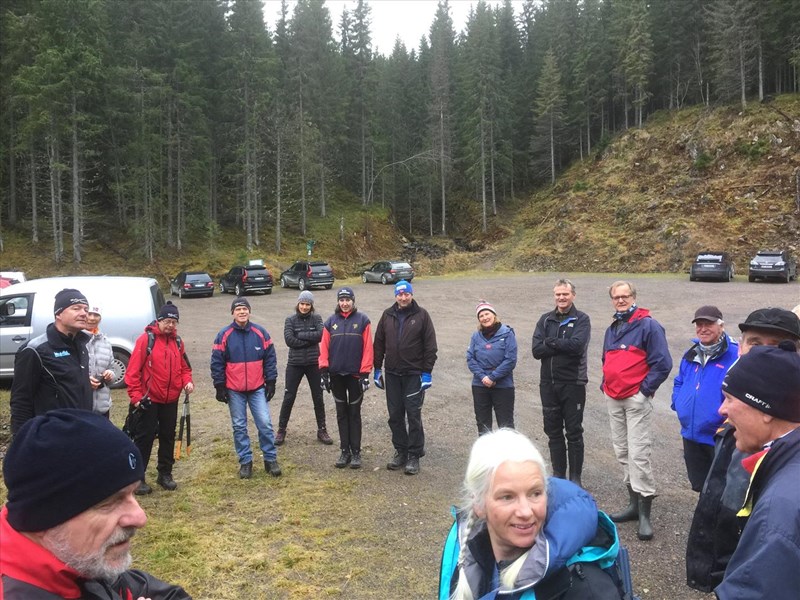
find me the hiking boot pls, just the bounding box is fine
[404,455,420,475]
[135,481,152,495]
[275,428,286,446]
[317,428,333,445]
[350,452,362,469]
[386,451,407,471]
[335,450,351,469]
[239,461,253,479]
[265,460,282,477]
[156,473,178,491]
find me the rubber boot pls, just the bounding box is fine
[637,495,654,541]
[568,445,583,487]
[549,445,567,479]
[609,485,639,523]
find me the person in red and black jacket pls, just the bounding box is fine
[319,287,373,470]
[211,297,281,480]
[601,280,672,542]
[125,301,193,496]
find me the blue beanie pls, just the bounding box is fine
[337,287,355,300]
[395,280,413,296]
[3,409,144,532]
[157,301,179,322]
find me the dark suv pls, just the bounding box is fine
[219,263,273,295]
[748,250,797,283]
[689,252,734,282]
[279,261,334,291]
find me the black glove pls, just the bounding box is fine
[215,384,229,404]
[359,373,370,393]
[138,396,152,411]
[320,369,331,393]
[545,337,557,349]
[265,380,276,401]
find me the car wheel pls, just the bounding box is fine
[381,274,388,284]
[362,274,368,283]
[178,288,184,299]
[109,350,130,389]
[220,282,226,293]
[235,283,243,296]
[264,289,272,295]
[280,276,287,288]
[689,275,696,282]
[207,291,214,298]
[748,275,756,282]
[325,285,332,290]
[298,278,306,291]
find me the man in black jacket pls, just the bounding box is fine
[0,409,191,599]
[531,278,591,486]
[373,280,438,475]
[9,288,93,435]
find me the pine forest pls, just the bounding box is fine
[1,0,798,263]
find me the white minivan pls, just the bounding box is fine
[0,276,165,387]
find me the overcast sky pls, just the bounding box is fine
[262,0,526,56]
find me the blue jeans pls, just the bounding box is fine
[228,388,277,464]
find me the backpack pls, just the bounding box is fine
[145,329,191,369]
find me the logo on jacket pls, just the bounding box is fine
[54,350,70,358]
[332,323,338,330]
[485,344,492,349]
[352,323,359,330]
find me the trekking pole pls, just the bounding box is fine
[174,391,189,460]
[185,392,191,456]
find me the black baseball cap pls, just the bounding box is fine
[692,305,723,323]
[739,307,800,339]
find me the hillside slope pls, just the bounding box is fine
[492,95,800,274]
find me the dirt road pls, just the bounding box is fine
[169,272,798,599]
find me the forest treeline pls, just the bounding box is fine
[1,0,798,264]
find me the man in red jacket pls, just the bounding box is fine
[125,301,194,495]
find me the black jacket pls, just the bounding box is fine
[9,323,92,434]
[373,299,437,375]
[284,310,323,366]
[531,305,591,385]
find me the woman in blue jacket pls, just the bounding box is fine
[466,301,518,435]
[439,429,623,600]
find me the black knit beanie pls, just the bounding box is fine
[157,301,179,322]
[722,341,800,422]
[231,296,251,313]
[3,409,144,532]
[53,288,88,315]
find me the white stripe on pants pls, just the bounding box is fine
[606,392,656,496]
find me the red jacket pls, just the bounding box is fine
[125,323,192,404]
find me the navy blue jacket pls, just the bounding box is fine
[466,324,517,388]
[211,320,277,392]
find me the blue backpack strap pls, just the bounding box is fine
[439,508,460,600]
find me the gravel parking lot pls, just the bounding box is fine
[167,272,798,599]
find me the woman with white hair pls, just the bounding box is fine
[439,429,624,600]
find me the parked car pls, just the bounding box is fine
[170,271,215,298]
[279,261,334,291]
[219,261,273,295]
[748,249,797,283]
[689,251,734,282]
[0,276,164,388]
[362,260,415,284]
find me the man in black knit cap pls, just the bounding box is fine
[10,288,93,434]
[0,409,191,599]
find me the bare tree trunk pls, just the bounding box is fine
[549,114,556,184]
[319,147,326,218]
[480,117,487,234]
[47,129,63,263]
[490,123,497,216]
[299,94,307,237]
[176,122,183,251]
[29,137,39,243]
[7,109,17,226]
[439,105,447,235]
[739,39,747,109]
[275,125,282,254]
[757,36,764,101]
[361,107,367,206]
[166,100,174,246]
[71,92,81,264]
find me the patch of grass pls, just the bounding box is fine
[693,151,714,171]
[734,137,770,158]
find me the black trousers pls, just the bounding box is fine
[278,363,326,430]
[540,382,585,475]
[330,374,363,453]
[471,385,515,434]
[131,400,178,476]
[385,373,425,457]
[683,437,715,492]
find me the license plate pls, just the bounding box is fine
[254,277,264,280]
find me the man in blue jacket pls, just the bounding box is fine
[602,280,672,541]
[211,297,281,479]
[671,306,738,491]
[715,343,800,599]
[532,278,591,486]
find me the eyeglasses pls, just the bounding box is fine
[611,295,632,301]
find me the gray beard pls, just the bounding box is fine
[44,526,135,582]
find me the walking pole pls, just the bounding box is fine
[185,392,191,456]
[174,391,188,460]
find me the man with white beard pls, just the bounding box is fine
[0,409,191,599]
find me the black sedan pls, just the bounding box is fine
[361,261,415,284]
[170,271,215,298]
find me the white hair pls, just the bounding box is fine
[450,429,549,600]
